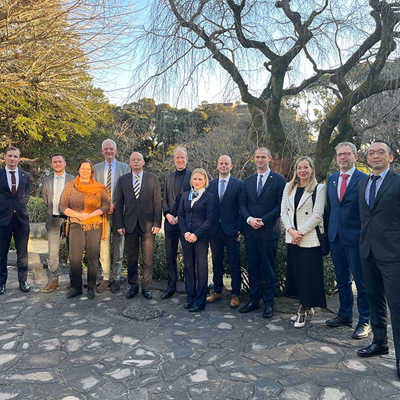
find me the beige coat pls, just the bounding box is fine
[281,183,327,248]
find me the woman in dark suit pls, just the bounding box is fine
[178,168,217,312]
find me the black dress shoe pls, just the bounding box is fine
[110,280,120,293]
[19,281,31,293]
[183,303,193,309]
[161,290,175,300]
[396,359,400,380]
[238,301,259,314]
[357,343,389,358]
[126,286,138,299]
[188,305,204,312]
[66,288,82,298]
[326,315,352,328]
[87,288,95,299]
[263,305,273,318]
[352,323,371,340]
[0,284,5,295]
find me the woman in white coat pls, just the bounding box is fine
[281,156,327,328]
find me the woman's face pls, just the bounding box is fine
[296,160,312,182]
[191,172,206,191]
[79,162,92,181]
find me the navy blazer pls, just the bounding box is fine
[326,169,367,246]
[178,190,217,240]
[207,176,242,236]
[0,168,31,227]
[240,171,286,240]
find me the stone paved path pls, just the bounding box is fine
[0,258,399,399]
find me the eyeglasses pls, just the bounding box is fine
[367,149,387,156]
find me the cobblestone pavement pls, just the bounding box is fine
[0,255,399,400]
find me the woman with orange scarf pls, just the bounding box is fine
[60,160,110,299]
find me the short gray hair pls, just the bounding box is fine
[173,146,187,158]
[255,147,271,157]
[335,142,357,155]
[102,139,117,150]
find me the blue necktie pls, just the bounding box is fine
[368,175,381,209]
[257,175,263,197]
[219,179,225,201]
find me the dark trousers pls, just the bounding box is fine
[0,214,29,285]
[331,239,370,324]
[210,228,241,296]
[69,224,101,290]
[182,237,209,308]
[165,229,181,292]
[245,236,278,306]
[361,252,400,359]
[125,227,154,291]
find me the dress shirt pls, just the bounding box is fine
[131,170,143,188]
[218,174,231,199]
[190,188,205,208]
[53,172,66,215]
[337,166,356,199]
[247,169,270,225]
[103,159,117,199]
[364,168,390,206]
[5,166,19,191]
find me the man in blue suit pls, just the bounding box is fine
[239,147,286,318]
[325,142,370,339]
[207,155,242,308]
[0,146,32,294]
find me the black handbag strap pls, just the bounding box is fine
[311,185,322,236]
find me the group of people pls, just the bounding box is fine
[0,139,399,380]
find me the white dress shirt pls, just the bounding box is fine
[337,166,355,199]
[5,166,19,191]
[53,172,66,215]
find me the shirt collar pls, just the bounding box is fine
[371,167,390,180]
[133,170,143,179]
[5,166,18,174]
[219,174,230,182]
[258,169,270,179]
[54,172,66,179]
[105,159,117,167]
[340,166,356,177]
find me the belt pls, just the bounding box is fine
[52,215,66,219]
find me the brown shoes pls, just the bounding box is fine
[42,279,59,293]
[207,292,223,303]
[96,280,110,293]
[230,295,240,308]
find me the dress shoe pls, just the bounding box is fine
[239,301,259,313]
[96,280,110,293]
[183,303,193,309]
[357,343,389,358]
[19,281,31,293]
[0,284,5,295]
[352,323,371,340]
[188,305,204,312]
[66,288,82,298]
[142,290,152,300]
[87,288,95,299]
[396,359,400,380]
[230,295,240,308]
[110,280,121,293]
[161,290,175,300]
[207,292,223,303]
[42,279,59,293]
[126,286,138,299]
[263,305,273,319]
[326,315,352,328]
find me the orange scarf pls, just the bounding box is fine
[73,176,110,240]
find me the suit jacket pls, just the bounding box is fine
[281,183,327,247]
[207,176,242,236]
[114,171,162,234]
[240,171,286,240]
[41,173,75,224]
[359,169,400,262]
[0,167,31,227]
[162,169,191,232]
[326,169,367,246]
[178,190,217,240]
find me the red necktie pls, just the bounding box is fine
[339,173,349,202]
[10,171,17,196]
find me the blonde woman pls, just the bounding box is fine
[281,156,327,327]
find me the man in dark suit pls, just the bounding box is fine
[41,154,74,292]
[114,151,162,300]
[0,146,32,294]
[239,147,286,318]
[207,155,242,308]
[357,141,400,380]
[325,142,370,339]
[161,146,191,299]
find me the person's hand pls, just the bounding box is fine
[184,232,191,242]
[152,227,160,235]
[288,228,303,244]
[189,233,198,243]
[249,217,263,230]
[108,203,115,215]
[78,212,91,221]
[117,228,125,236]
[166,214,177,225]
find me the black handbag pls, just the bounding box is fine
[312,185,330,256]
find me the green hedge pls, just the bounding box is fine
[27,197,47,223]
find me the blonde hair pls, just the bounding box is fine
[190,168,209,189]
[287,156,318,195]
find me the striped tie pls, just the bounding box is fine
[106,163,112,192]
[133,174,141,199]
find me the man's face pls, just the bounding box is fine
[174,150,187,171]
[5,150,20,170]
[130,152,145,172]
[102,142,117,162]
[254,149,271,171]
[51,155,66,174]
[366,142,393,172]
[336,145,357,172]
[217,156,232,176]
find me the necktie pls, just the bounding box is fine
[106,163,112,192]
[257,174,263,197]
[219,179,225,201]
[133,174,141,199]
[339,173,349,202]
[10,171,16,195]
[368,175,381,209]
[54,176,63,214]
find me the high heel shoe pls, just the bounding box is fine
[291,304,303,322]
[294,312,306,328]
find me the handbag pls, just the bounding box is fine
[312,185,330,256]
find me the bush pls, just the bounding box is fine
[27,197,47,223]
